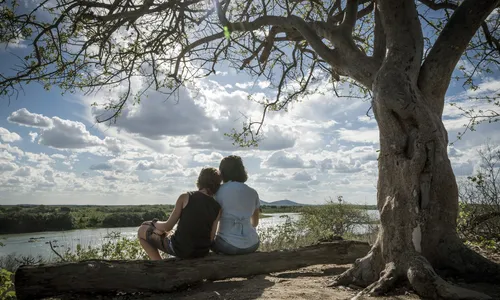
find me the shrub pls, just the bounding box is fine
[458,143,500,252]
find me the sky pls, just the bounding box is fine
[0,7,499,206]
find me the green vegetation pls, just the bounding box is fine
[457,144,500,252]
[0,205,171,234]
[0,204,288,234]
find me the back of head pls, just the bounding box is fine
[196,167,222,195]
[219,155,248,183]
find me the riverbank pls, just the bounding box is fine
[0,204,376,234]
[0,213,303,261]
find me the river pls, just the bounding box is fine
[0,211,379,261]
[0,213,302,260]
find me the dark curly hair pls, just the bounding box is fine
[196,167,222,196]
[219,155,248,183]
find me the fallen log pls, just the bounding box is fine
[15,240,370,300]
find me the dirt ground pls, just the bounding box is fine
[139,262,499,300]
[58,247,500,300]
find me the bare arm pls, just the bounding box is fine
[154,193,188,233]
[251,208,259,227]
[210,209,221,241]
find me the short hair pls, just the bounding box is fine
[219,155,248,183]
[196,167,222,195]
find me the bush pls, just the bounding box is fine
[0,268,15,300]
[298,196,374,239]
[458,143,500,252]
[258,196,378,251]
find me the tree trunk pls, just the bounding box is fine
[331,57,500,300]
[14,241,369,300]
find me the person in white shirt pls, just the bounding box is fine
[212,155,260,255]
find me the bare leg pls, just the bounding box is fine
[137,224,162,260]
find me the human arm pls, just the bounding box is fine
[251,191,260,227]
[251,208,260,227]
[153,193,188,233]
[210,209,221,241]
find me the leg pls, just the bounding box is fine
[137,224,162,260]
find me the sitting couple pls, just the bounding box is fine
[137,155,260,260]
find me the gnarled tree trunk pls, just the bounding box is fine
[331,0,500,299]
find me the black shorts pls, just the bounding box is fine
[143,220,176,256]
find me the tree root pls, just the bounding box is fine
[328,245,384,288]
[437,239,500,283]
[407,255,491,300]
[331,251,493,300]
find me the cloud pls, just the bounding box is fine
[136,155,182,171]
[14,167,31,177]
[29,132,38,142]
[0,127,21,143]
[0,162,17,172]
[334,160,363,173]
[292,171,312,181]
[193,152,224,163]
[337,128,379,144]
[90,163,113,171]
[38,117,103,149]
[235,82,253,89]
[263,151,305,168]
[93,88,211,140]
[8,108,52,127]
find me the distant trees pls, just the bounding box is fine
[0,205,169,234]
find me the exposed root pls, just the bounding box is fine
[333,250,494,300]
[438,239,500,283]
[407,255,492,300]
[328,246,384,288]
[365,262,400,296]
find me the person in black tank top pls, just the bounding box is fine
[137,167,222,260]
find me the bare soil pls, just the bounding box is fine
[57,247,500,300]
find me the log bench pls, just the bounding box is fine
[14,240,370,299]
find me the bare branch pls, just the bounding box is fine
[418,0,500,115]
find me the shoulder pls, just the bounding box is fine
[243,184,259,197]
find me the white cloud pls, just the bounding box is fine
[263,151,305,168]
[39,117,103,149]
[92,88,211,140]
[193,152,224,163]
[258,81,271,89]
[235,82,253,89]
[0,162,17,172]
[337,128,379,144]
[14,167,31,177]
[0,127,21,143]
[29,132,38,142]
[292,171,312,181]
[8,108,52,127]
[90,163,113,171]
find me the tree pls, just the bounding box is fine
[1,0,500,298]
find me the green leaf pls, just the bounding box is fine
[223,26,231,40]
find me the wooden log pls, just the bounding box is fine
[15,240,370,300]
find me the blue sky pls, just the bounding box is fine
[0,6,499,205]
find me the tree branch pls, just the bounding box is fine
[378,0,423,81]
[418,0,500,115]
[341,0,359,33]
[373,3,386,63]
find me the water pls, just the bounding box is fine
[0,213,302,261]
[0,211,379,261]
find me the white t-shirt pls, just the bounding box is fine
[215,181,260,249]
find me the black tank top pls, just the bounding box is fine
[171,191,220,258]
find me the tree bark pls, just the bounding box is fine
[330,0,500,299]
[14,241,369,300]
